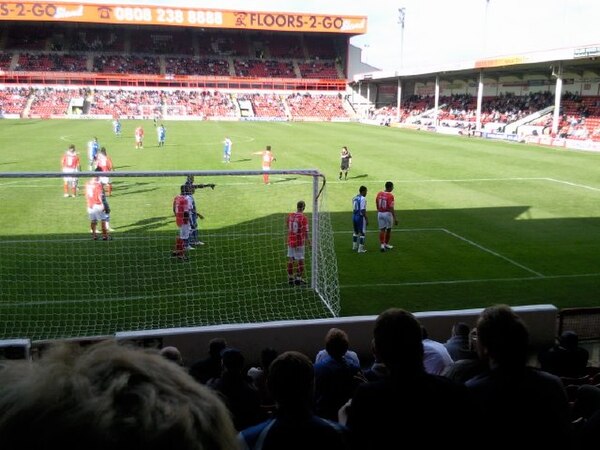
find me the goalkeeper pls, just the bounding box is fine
[184,176,215,248]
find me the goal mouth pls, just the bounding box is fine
[0,169,339,341]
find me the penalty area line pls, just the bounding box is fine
[338,227,544,277]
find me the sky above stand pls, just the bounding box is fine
[63,0,600,71]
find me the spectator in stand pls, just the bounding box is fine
[0,340,238,450]
[442,327,486,384]
[362,338,389,382]
[466,305,571,449]
[313,327,364,422]
[572,384,600,450]
[443,322,478,361]
[238,351,350,450]
[206,348,263,431]
[342,308,473,450]
[247,347,279,409]
[422,326,454,375]
[315,327,361,367]
[538,330,589,378]
[159,345,184,366]
[189,337,227,384]
[61,144,80,198]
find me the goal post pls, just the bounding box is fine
[0,169,340,341]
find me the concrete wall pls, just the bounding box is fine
[116,304,559,367]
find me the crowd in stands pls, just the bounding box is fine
[371,91,600,139]
[0,24,346,81]
[0,86,350,120]
[0,304,598,449]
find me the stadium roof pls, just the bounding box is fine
[352,43,600,84]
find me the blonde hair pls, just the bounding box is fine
[0,340,238,450]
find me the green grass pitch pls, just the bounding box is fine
[1,119,599,341]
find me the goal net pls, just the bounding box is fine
[0,169,340,341]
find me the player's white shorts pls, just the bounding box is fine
[87,204,108,222]
[178,223,191,240]
[99,176,110,185]
[287,245,305,260]
[262,165,271,171]
[62,168,78,182]
[378,211,394,230]
[136,136,143,144]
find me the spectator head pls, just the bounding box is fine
[373,308,424,373]
[559,330,579,351]
[267,351,314,410]
[160,346,183,366]
[452,322,471,337]
[0,340,238,450]
[221,348,244,375]
[208,338,227,359]
[324,328,350,360]
[260,347,279,372]
[475,304,529,368]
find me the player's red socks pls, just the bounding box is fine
[297,260,304,278]
[175,238,185,256]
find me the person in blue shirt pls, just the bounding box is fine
[223,137,232,163]
[87,137,99,170]
[352,185,368,253]
[112,118,121,137]
[157,124,166,147]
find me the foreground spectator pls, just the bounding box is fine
[0,340,238,450]
[466,305,571,449]
[343,308,472,450]
[239,351,350,450]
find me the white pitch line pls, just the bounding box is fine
[391,177,547,184]
[339,227,545,277]
[544,178,600,192]
[441,228,544,277]
[340,272,600,289]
